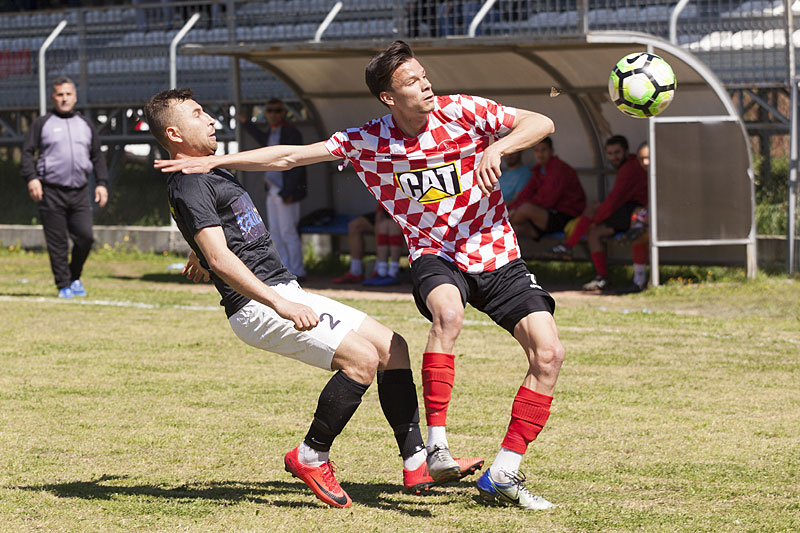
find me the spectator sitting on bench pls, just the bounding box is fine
[333,206,403,287]
[497,150,530,207]
[508,137,586,241]
[551,135,647,292]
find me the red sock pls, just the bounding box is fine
[422,352,455,427]
[564,215,591,248]
[632,243,648,264]
[376,234,389,246]
[591,251,608,278]
[501,386,553,454]
[388,235,403,247]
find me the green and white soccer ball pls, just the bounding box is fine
[608,52,677,118]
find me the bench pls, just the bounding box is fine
[298,213,640,262]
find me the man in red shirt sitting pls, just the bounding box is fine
[551,135,647,291]
[508,137,586,240]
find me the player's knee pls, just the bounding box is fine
[431,306,464,338]
[349,217,369,234]
[531,340,565,378]
[390,332,409,361]
[349,343,380,385]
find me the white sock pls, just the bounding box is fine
[350,258,363,276]
[375,260,388,277]
[298,441,328,467]
[388,261,400,277]
[403,448,427,471]
[633,263,647,286]
[490,447,523,483]
[427,426,448,451]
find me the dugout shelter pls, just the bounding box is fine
[181,31,756,286]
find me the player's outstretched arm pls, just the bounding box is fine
[154,141,337,174]
[474,109,555,197]
[194,225,318,331]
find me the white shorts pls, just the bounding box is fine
[228,281,367,370]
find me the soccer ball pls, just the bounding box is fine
[608,52,676,118]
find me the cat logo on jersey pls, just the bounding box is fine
[394,162,462,204]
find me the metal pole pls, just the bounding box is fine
[313,2,343,43]
[577,0,589,35]
[468,0,497,38]
[38,20,68,116]
[169,12,201,89]
[788,0,798,274]
[648,59,660,287]
[233,57,242,153]
[669,0,692,45]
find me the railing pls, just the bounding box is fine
[1,0,798,112]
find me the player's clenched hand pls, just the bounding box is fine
[154,156,215,174]
[183,252,210,283]
[274,300,319,331]
[475,145,502,197]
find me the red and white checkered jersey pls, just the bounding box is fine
[324,94,519,273]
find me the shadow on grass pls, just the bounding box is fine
[111,273,198,284]
[16,474,434,516]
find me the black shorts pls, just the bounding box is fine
[543,210,574,234]
[603,202,642,233]
[410,255,555,335]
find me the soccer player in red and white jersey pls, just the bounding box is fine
[155,41,565,510]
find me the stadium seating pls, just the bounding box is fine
[0,1,796,109]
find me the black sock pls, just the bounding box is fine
[304,370,369,452]
[377,369,425,460]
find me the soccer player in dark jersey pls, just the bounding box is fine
[143,88,482,509]
[154,41,565,510]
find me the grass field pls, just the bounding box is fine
[1,248,798,532]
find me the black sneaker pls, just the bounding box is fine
[616,281,646,294]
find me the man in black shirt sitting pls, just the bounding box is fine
[143,88,481,508]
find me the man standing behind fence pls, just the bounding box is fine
[238,99,307,279]
[21,76,108,298]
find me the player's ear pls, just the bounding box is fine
[379,90,394,107]
[165,125,182,144]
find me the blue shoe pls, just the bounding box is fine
[362,274,401,287]
[476,469,554,510]
[70,279,87,297]
[58,287,74,299]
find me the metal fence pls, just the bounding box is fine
[1,0,798,111]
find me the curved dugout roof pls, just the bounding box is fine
[185,31,740,171]
[183,31,755,276]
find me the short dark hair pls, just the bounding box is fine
[143,87,195,151]
[637,141,648,152]
[606,134,629,151]
[538,136,553,149]
[51,76,75,89]
[365,40,414,101]
[266,98,284,108]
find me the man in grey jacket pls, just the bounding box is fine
[21,76,109,298]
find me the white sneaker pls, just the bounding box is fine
[426,444,461,483]
[476,469,554,510]
[582,276,610,291]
